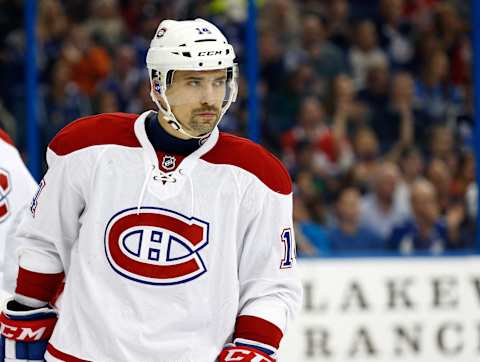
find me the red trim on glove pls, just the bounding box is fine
[234,315,283,349]
[219,345,275,362]
[47,343,91,362]
[15,267,65,303]
[0,312,56,341]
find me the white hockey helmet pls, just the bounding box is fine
[146,18,238,138]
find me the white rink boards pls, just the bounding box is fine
[279,257,480,362]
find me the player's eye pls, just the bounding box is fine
[187,80,201,87]
[213,79,226,87]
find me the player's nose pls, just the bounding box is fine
[200,83,215,103]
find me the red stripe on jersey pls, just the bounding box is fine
[202,133,292,195]
[234,315,283,349]
[50,282,65,307]
[0,128,14,146]
[47,343,90,362]
[49,113,140,156]
[15,267,65,303]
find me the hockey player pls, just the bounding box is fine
[0,19,302,362]
[0,128,37,299]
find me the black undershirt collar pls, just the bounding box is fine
[144,111,201,155]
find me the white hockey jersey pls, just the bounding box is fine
[0,129,37,294]
[15,111,302,362]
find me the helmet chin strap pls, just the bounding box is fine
[149,90,206,139]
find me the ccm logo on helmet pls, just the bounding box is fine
[198,50,223,56]
[104,207,209,285]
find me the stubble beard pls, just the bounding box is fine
[188,113,219,136]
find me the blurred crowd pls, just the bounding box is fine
[0,0,476,255]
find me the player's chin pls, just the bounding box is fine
[187,126,213,138]
[191,119,217,132]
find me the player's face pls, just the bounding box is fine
[165,69,227,137]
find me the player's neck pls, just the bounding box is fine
[157,113,192,140]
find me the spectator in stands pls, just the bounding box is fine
[360,162,410,240]
[414,50,461,125]
[425,158,451,213]
[389,179,463,253]
[258,30,286,92]
[287,13,347,81]
[92,89,120,114]
[295,170,325,223]
[376,0,414,68]
[350,127,380,190]
[466,182,477,225]
[42,60,91,145]
[325,0,352,53]
[293,197,329,256]
[384,71,415,159]
[396,146,424,213]
[127,7,164,67]
[433,3,471,87]
[85,0,127,50]
[428,125,457,169]
[61,24,111,97]
[451,150,475,200]
[282,96,352,177]
[328,187,384,251]
[357,59,390,107]
[403,0,438,30]
[328,74,367,147]
[265,64,315,147]
[461,154,478,247]
[259,0,300,53]
[349,19,388,90]
[38,0,69,69]
[433,3,465,56]
[425,158,471,248]
[357,58,391,125]
[456,81,474,149]
[365,70,415,156]
[411,30,441,75]
[99,44,142,110]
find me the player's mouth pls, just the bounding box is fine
[197,112,216,117]
[196,112,217,121]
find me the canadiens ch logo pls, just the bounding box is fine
[162,155,176,171]
[0,168,11,223]
[104,207,209,285]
